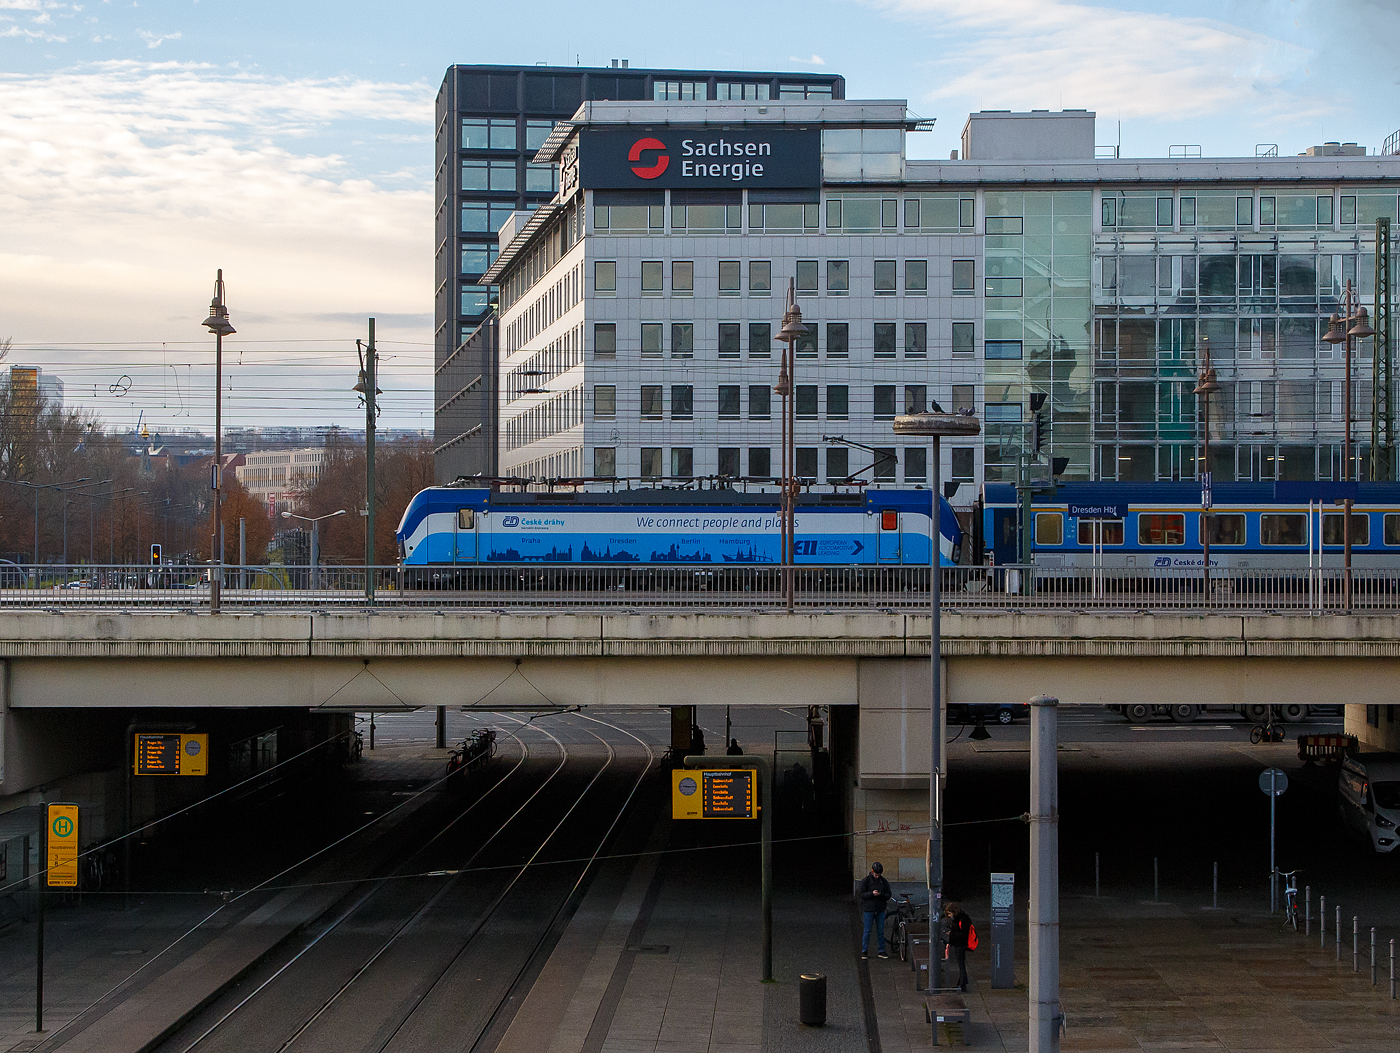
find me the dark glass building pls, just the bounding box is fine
[433,62,846,483]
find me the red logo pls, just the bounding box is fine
[628,137,669,179]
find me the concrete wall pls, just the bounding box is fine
[1346,704,1400,751]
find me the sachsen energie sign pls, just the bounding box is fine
[579,127,820,189]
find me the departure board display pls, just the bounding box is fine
[702,770,754,819]
[135,733,183,775]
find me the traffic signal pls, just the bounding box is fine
[1033,412,1047,455]
[150,543,161,565]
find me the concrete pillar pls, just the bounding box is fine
[1029,695,1061,1053]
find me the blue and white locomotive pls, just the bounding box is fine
[397,487,963,567]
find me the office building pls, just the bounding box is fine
[433,63,846,483]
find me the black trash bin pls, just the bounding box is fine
[799,972,827,1026]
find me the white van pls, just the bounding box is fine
[1338,754,1400,854]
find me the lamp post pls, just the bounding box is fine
[773,282,807,613]
[1194,336,1220,604]
[202,270,235,614]
[0,477,90,575]
[354,319,380,602]
[892,408,981,1009]
[64,480,110,567]
[281,509,347,588]
[1323,284,1375,613]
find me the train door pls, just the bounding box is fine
[454,508,478,563]
[877,508,901,562]
[991,507,1018,565]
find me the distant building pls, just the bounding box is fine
[236,448,328,509]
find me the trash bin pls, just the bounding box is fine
[799,972,826,1026]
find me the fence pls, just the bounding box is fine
[2,562,1400,614]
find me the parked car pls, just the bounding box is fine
[949,702,1029,726]
[1338,753,1400,854]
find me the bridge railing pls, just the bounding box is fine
[0,563,1395,614]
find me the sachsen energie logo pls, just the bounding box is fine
[628,137,669,179]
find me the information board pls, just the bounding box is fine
[990,872,1015,989]
[46,803,78,888]
[671,769,756,820]
[134,733,209,776]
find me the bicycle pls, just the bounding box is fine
[1275,869,1301,930]
[1250,719,1285,744]
[888,892,929,962]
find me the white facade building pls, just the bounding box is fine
[236,448,328,507]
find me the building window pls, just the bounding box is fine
[718,385,741,419]
[795,327,817,359]
[750,261,772,294]
[641,323,662,357]
[904,385,927,414]
[779,83,833,100]
[952,384,975,414]
[873,448,897,480]
[906,260,928,294]
[595,261,617,294]
[827,323,849,358]
[655,80,706,100]
[641,261,663,294]
[985,277,1022,297]
[461,202,514,233]
[525,164,557,193]
[594,323,617,357]
[461,289,489,315]
[826,385,849,420]
[718,447,741,477]
[718,323,741,359]
[797,260,819,294]
[717,82,770,101]
[905,446,927,482]
[1157,197,1173,227]
[874,323,896,359]
[594,447,616,478]
[873,386,896,420]
[461,117,516,150]
[796,385,818,420]
[749,199,819,231]
[1237,196,1254,226]
[461,159,516,192]
[796,448,818,481]
[461,245,497,276]
[640,385,663,419]
[671,385,694,420]
[594,385,616,419]
[749,323,772,359]
[671,323,694,358]
[1317,195,1334,225]
[719,260,741,294]
[1260,196,1276,226]
[827,260,849,294]
[986,340,1023,360]
[951,447,974,481]
[671,447,694,477]
[525,119,555,150]
[905,322,927,358]
[952,322,975,356]
[874,260,896,295]
[640,448,663,479]
[827,447,849,481]
[1367,704,1380,728]
[952,259,975,295]
[748,447,772,478]
[749,385,771,420]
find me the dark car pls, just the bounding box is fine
[949,702,1029,726]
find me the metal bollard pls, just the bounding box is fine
[1353,916,1358,972]
[1305,886,1310,936]
[1336,906,1342,961]
[1372,928,1377,986]
[1320,896,1326,949]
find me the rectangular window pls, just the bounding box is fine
[718,323,741,358]
[718,385,741,419]
[1260,513,1306,545]
[985,216,1023,235]
[1318,195,1334,225]
[672,261,694,294]
[1237,196,1254,226]
[795,327,817,359]
[671,385,694,420]
[640,448,663,479]
[671,447,693,478]
[1137,513,1185,545]
[905,199,921,227]
[1102,197,1117,227]
[749,385,771,420]
[873,448,897,481]
[750,260,772,293]
[719,260,741,293]
[796,259,819,294]
[461,117,515,150]
[986,403,1022,422]
[826,322,849,358]
[1322,513,1369,546]
[905,322,927,358]
[1341,196,1356,224]
[749,322,772,359]
[873,385,897,419]
[906,260,928,293]
[952,259,975,295]
[952,384,974,414]
[671,323,694,358]
[594,385,616,419]
[748,447,771,478]
[718,447,741,478]
[827,447,849,481]
[525,119,555,150]
[985,277,1023,297]
[641,323,662,357]
[881,198,898,228]
[1076,519,1124,545]
[594,323,617,357]
[985,340,1023,360]
[952,322,975,356]
[1156,197,1173,226]
[1259,196,1276,226]
[525,164,557,193]
[873,323,896,358]
[639,385,663,419]
[959,198,974,228]
[594,447,616,478]
[827,260,849,293]
[641,260,663,294]
[903,384,926,414]
[905,446,927,482]
[594,261,617,294]
[795,385,818,420]
[795,448,818,481]
[826,385,849,420]
[874,260,897,294]
[1035,513,1064,546]
[1180,197,1197,226]
[951,447,974,481]
[1200,513,1246,545]
[1385,513,1400,545]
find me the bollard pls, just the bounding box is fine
[1353,916,1358,972]
[1391,939,1396,999]
[1320,896,1326,949]
[1336,906,1342,961]
[1305,886,1310,936]
[1212,861,1217,910]
[1372,928,1377,986]
[799,973,827,1027]
[1154,857,1158,903]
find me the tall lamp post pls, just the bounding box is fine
[893,408,980,1008]
[202,270,235,614]
[773,282,807,613]
[281,509,347,587]
[1193,336,1220,604]
[1323,284,1375,612]
[355,319,380,602]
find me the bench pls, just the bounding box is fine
[925,990,971,1046]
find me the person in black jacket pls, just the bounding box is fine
[856,862,892,959]
[945,900,973,991]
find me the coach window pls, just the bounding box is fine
[1322,512,1369,546]
[1200,513,1246,545]
[457,509,475,531]
[1138,513,1185,545]
[1076,518,1124,545]
[1385,514,1400,545]
[1035,513,1063,546]
[1260,513,1306,545]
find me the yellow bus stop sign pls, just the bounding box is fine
[46,803,78,888]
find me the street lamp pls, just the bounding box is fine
[202,270,235,614]
[892,408,980,1006]
[773,281,807,613]
[62,479,110,566]
[1323,284,1375,613]
[281,509,347,586]
[1193,336,1220,604]
[0,477,90,575]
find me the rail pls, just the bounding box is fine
[0,562,1397,614]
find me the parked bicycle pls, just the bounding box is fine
[446,728,497,783]
[887,891,929,962]
[1250,719,1285,744]
[1275,868,1301,930]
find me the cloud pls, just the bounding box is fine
[0,22,66,40]
[866,0,1327,122]
[789,53,825,65]
[135,28,178,48]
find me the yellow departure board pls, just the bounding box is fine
[672,768,755,819]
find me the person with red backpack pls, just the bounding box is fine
[944,901,976,991]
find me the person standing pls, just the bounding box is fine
[857,862,891,959]
[945,900,973,991]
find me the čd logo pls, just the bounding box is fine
[628,137,669,179]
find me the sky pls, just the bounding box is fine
[1,0,1397,434]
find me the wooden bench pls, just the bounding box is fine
[925,990,971,1046]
